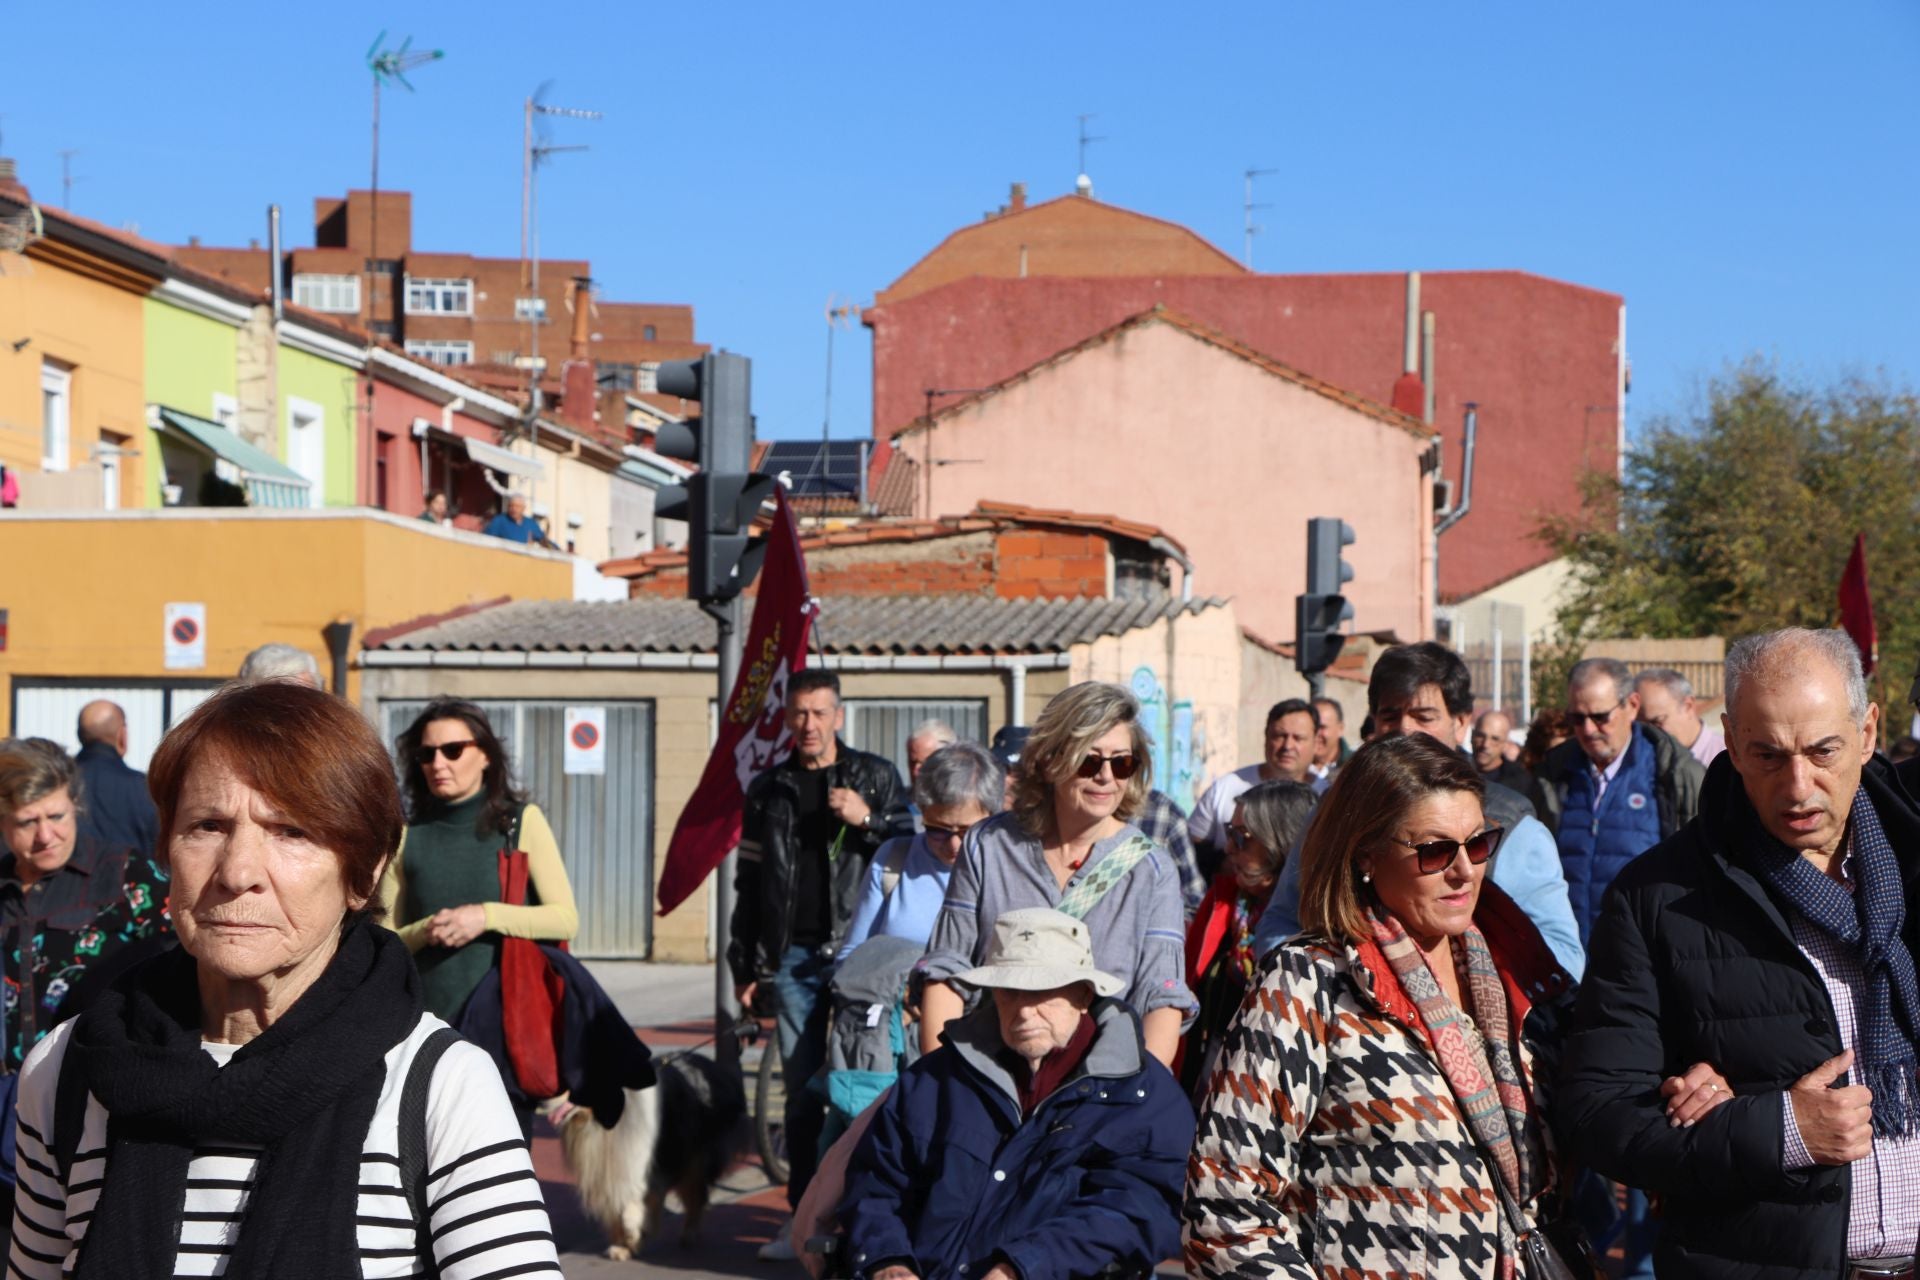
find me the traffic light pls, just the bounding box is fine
[1295,517,1355,676]
[653,352,776,601]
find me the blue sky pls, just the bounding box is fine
[5,2,1915,443]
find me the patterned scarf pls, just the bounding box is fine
[1750,786,1920,1137]
[1055,835,1157,920]
[1228,889,1265,982]
[1369,902,1539,1207]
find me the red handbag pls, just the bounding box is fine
[496,845,568,1099]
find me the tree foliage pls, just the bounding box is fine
[1538,363,1920,719]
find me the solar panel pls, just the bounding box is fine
[763,440,867,497]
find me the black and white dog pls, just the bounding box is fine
[550,1052,748,1259]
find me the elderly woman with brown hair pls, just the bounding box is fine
[1184,733,1587,1280]
[0,739,169,1072]
[6,682,562,1280]
[917,681,1195,1065]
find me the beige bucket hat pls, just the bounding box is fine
[954,908,1125,998]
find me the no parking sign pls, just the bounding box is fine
[164,603,206,670]
[564,707,606,775]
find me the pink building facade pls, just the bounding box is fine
[894,310,1436,644]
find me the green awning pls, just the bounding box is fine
[156,407,313,509]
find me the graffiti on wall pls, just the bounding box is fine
[1129,665,1202,810]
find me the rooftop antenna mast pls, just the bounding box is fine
[1243,167,1277,267]
[365,32,443,506]
[520,86,601,510]
[821,296,860,449]
[57,150,81,210]
[1076,113,1105,189]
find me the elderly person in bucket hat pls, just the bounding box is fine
[840,908,1194,1280]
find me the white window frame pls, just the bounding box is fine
[403,340,475,368]
[211,392,239,428]
[286,395,326,508]
[290,273,361,314]
[514,296,548,321]
[404,276,473,316]
[40,362,71,472]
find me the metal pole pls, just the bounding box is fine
[1306,671,1326,701]
[709,595,745,1073]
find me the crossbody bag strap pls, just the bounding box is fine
[1056,835,1158,921]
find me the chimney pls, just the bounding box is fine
[1009,182,1027,212]
[1390,269,1425,417]
[560,276,597,433]
[188,235,201,248]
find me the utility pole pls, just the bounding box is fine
[520,90,600,514]
[705,594,744,1071]
[1243,167,1277,268]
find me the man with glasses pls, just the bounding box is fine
[1531,656,1705,946]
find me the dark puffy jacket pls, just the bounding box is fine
[729,742,912,984]
[1531,723,1703,938]
[1556,751,1920,1280]
[842,1000,1193,1280]
[73,742,158,859]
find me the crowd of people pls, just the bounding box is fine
[0,623,1914,1279]
[744,629,1920,1280]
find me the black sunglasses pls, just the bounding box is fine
[1227,822,1257,847]
[414,739,479,766]
[1388,826,1505,876]
[1075,751,1139,781]
[1565,700,1626,730]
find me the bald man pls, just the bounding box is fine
[73,701,159,855]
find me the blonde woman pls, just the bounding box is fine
[917,682,1194,1065]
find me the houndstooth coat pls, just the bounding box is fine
[1182,883,1575,1280]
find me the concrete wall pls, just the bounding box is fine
[912,317,1431,644]
[506,435,615,564]
[0,510,572,720]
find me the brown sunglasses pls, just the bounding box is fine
[1388,826,1505,875]
[414,739,479,766]
[1075,751,1139,781]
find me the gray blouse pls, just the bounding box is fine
[920,811,1197,1019]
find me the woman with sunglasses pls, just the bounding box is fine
[836,742,1004,962]
[1177,778,1316,1097]
[1185,733,1586,1280]
[917,682,1196,1066]
[379,700,579,1024]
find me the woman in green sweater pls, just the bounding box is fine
[379,699,579,1024]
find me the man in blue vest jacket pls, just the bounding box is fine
[1531,654,1705,1280]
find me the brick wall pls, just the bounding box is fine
[993,529,1109,600]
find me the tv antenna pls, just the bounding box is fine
[821,295,861,449]
[366,32,444,271]
[1243,167,1277,268]
[1076,113,1106,185]
[57,150,82,210]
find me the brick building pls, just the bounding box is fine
[174,189,705,398]
[863,186,1626,604]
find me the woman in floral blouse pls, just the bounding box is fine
[0,739,170,1069]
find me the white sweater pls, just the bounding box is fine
[7,1015,564,1278]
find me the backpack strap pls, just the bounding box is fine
[400,1025,464,1274]
[1055,835,1159,921]
[52,1039,91,1188]
[878,838,912,900]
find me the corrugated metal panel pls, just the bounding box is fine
[9,681,220,772]
[845,699,988,783]
[382,698,654,958]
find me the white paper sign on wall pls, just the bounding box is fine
[164,603,207,671]
[564,706,607,775]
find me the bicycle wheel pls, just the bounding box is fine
[755,1026,790,1185]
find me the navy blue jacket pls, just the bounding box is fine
[1531,722,1704,942]
[842,999,1193,1280]
[73,742,158,859]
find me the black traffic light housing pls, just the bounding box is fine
[653,352,775,601]
[1295,516,1355,676]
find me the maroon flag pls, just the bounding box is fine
[656,491,816,915]
[1838,532,1877,677]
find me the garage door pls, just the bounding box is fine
[9,679,225,772]
[380,699,656,958]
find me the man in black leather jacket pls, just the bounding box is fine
[729,668,911,1243]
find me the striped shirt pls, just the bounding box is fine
[8,1015,563,1278]
[1778,853,1920,1260]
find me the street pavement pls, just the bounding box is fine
[553,962,795,1280]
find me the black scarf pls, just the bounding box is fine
[68,919,422,1278]
[1748,786,1920,1137]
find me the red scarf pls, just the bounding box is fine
[1013,1013,1096,1116]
